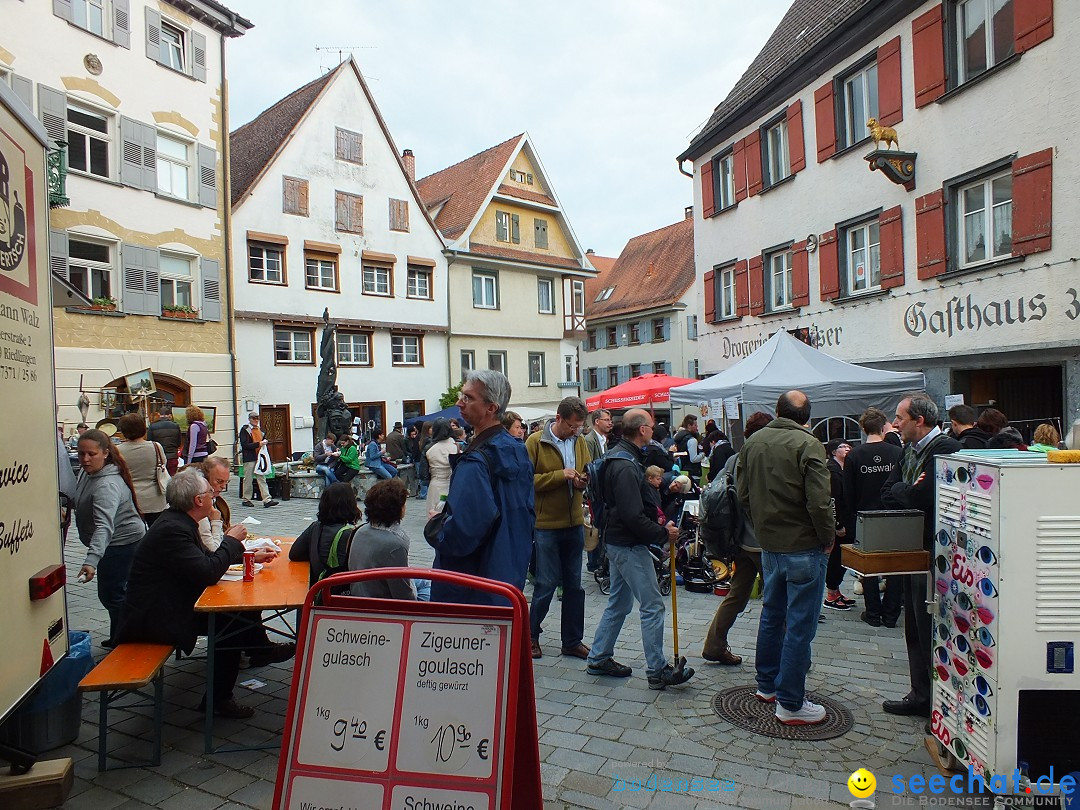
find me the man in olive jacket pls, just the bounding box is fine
[737,390,834,726]
[525,396,591,659]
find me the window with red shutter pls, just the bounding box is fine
[786,101,806,174]
[1015,0,1054,52]
[733,139,748,202]
[791,240,809,306]
[745,131,764,197]
[748,255,765,315]
[704,269,716,323]
[915,189,947,279]
[1012,148,1053,256]
[701,159,716,218]
[814,81,836,162]
[734,259,749,317]
[877,37,903,126]
[878,206,905,289]
[912,5,946,108]
[819,229,840,300]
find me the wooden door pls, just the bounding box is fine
[259,405,291,462]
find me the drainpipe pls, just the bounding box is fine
[444,248,456,392]
[220,20,240,456]
[678,158,693,178]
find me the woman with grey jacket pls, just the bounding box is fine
[349,478,416,600]
[75,429,146,647]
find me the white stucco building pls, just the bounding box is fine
[679,0,1073,440]
[230,59,448,459]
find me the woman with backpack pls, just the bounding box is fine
[289,482,362,585]
[348,478,416,599]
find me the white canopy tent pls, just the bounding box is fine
[670,330,925,418]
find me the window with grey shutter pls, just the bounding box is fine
[37,85,66,146]
[120,116,156,190]
[664,361,672,375]
[616,324,628,346]
[511,214,520,244]
[283,176,309,216]
[663,318,671,341]
[495,212,507,242]
[122,244,160,315]
[192,31,207,82]
[112,0,131,48]
[200,257,221,321]
[534,218,548,249]
[335,128,363,164]
[49,229,69,281]
[10,74,32,112]
[335,191,363,234]
[53,0,73,23]
[145,9,163,64]
[198,144,216,207]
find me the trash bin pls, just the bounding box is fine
[0,631,94,754]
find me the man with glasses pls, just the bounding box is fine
[525,397,591,660]
[584,409,612,462]
[118,468,280,719]
[427,370,535,606]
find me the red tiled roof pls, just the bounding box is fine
[495,184,557,207]
[229,67,339,206]
[416,135,523,239]
[584,254,617,301]
[467,243,583,270]
[585,218,695,320]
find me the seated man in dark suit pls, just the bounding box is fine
[117,468,283,718]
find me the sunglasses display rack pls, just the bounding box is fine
[930,450,1080,792]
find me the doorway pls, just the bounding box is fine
[348,401,386,442]
[951,365,1063,440]
[259,405,291,462]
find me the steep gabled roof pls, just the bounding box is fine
[229,67,339,205]
[681,0,875,161]
[586,218,695,321]
[415,135,523,240]
[583,253,617,303]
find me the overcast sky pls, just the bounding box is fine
[224,0,791,258]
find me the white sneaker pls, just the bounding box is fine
[853,579,864,595]
[754,689,776,703]
[776,699,827,725]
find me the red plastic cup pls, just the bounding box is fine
[243,550,255,582]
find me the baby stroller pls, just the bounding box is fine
[592,536,671,597]
[673,506,721,593]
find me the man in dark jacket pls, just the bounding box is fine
[880,392,962,717]
[737,391,833,725]
[586,408,694,691]
[148,410,182,474]
[385,422,407,462]
[841,408,903,628]
[117,469,280,718]
[948,404,990,449]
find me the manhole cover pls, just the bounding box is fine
[711,686,854,741]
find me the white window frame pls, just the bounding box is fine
[362,263,392,296]
[765,249,793,311]
[158,251,195,311]
[274,327,313,364]
[406,266,431,299]
[564,354,577,383]
[336,332,371,366]
[537,277,555,314]
[248,242,284,285]
[391,335,421,366]
[528,352,545,386]
[958,170,1013,269]
[718,264,736,319]
[572,279,585,316]
[488,350,507,376]
[717,151,736,209]
[840,61,878,148]
[460,350,475,378]
[763,117,790,186]
[472,271,498,309]
[843,219,882,294]
[68,236,117,303]
[955,0,1015,85]
[305,255,338,292]
[160,19,186,72]
[66,100,113,180]
[73,0,107,38]
[156,131,193,201]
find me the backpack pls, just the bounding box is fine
[584,448,636,537]
[697,460,743,560]
[319,523,358,584]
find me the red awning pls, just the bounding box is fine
[585,373,699,410]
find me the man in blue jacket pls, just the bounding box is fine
[427,370,535,606]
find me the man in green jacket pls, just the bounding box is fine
[525,396,591,660]
[737,390,834,726]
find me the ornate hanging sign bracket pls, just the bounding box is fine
[865,149,917,191]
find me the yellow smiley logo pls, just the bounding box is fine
[848,768,876,798]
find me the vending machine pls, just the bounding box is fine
[930,450,1080,788]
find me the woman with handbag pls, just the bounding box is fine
[115,413,168,525]
[424,418,458,515]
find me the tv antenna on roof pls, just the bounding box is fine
[315,45,375,74]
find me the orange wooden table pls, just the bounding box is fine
[194,537,309,752]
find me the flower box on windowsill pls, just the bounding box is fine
[162,308,199,320]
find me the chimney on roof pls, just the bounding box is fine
[586,249,595,255]
[402,149,415,182]
[685,205,693,220]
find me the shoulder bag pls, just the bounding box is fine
[154,442,171,493]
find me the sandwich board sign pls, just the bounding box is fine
[273,569,542,810]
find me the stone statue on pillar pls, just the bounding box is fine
[315,308,354,440]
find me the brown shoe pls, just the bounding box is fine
[702,648,743,665]
[531,639,542,659]
[560,643,590,660]
[214,698,255,719]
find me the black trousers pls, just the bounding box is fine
[197,612,271,703]
[825,536,846,590]
[903,573,933,704]
[862,574,904,624]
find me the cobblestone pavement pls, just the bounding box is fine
[44,488,993,809]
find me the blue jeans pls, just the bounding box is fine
[588,544,667,676]
[529,526,586,647]
[368,460,397,480]
[756,548,828,710]
[315,464,338,486]
[98,540,140,643]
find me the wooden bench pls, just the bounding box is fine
[78,643,174,772]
